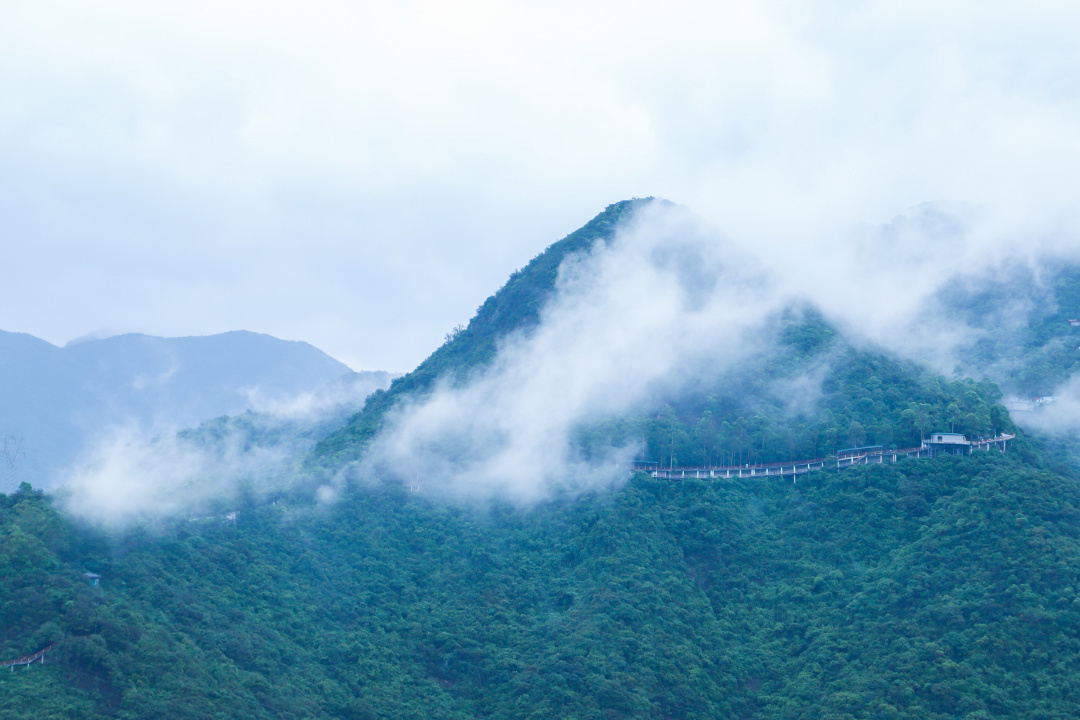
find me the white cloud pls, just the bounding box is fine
[5,1,1080,370]
[363,203,783,502]
[55,372,394,524]
[361,195,1080,502]
[57,424,292,524]
[1009,375,1080,437]
[241,371,396,420]
[48,196,1080,515]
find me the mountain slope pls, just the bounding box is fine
[936,259,1080,397]
[4,450,1080,719]
[313,198,661,465]
[5,200,1080,718]
[0,330,370,489]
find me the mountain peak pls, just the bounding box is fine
[313,197,665,464]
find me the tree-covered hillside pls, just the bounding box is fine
[0,329,379,491]
[0,300,1070,718]
[6,200,1080,719]
[313,198,662,466]
[938,260,1080,397]
[574,306,1016,470]
[4,449,1080,719]
[313,198,1024,489]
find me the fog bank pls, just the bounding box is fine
[360,204,786,502]
[51,200,1080,518]
[54,372,393,524]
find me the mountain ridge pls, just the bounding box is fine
[5,200,1080,719]
[313,197,665,466]
[0,329,370,490]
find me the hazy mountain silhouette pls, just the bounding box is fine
[0,330,387,489]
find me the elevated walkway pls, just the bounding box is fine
[2,643,54,670]
[633,433,1016,481]
[634,458,828,480]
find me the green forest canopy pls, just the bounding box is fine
[7,201,1080,718]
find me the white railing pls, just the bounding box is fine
[634,433,1016,481]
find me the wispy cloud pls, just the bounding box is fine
[50,199,1080,517]
[57,424,293,525]
[360,203,785,502]
[362,199,1080,502]
[6,2,1080,369]
[55,372,393,524]
[241,371,397,420]
[1011,376,1080,437]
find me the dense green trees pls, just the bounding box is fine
[0,288,1069,719]
[8,205,1080,717]
[314,199,661,467]
[941,260,1080,397]
[573,309,1014,470]
[5,450,1080,718]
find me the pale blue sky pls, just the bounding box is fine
[3,0,1080,371]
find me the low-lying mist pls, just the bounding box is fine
[57,425,294,525]
[50,199,1080,521]
[55,372,393,525]
[357,204,786,502]
[357,201,1080,503]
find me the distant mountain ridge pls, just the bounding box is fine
[8,201,1080,718]
[0,329,384,489]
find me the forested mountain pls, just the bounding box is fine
[927,257,1080,472]
[313,198,661,466]
[6,451,1080,720]
[314,199,1017,479]
[0,330,386,490]
[4,200,1080,719]
[933,259,1080,398]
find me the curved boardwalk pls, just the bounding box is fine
[633,433,1016,481]
[2,643,54,670]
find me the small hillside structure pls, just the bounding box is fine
[925,432,970,456]
[83,572,101,588]
[928,433,967,444]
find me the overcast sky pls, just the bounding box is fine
[3,0,1080,371]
